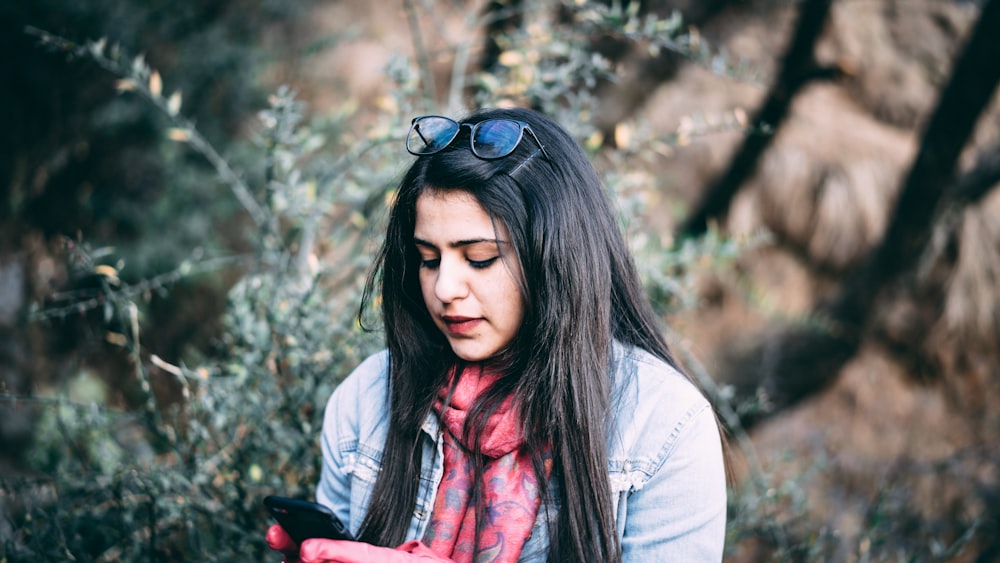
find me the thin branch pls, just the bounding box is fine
[403,0,436,109]
[24,26,269,228]
[447,22,474,112]
[676,0,837,239]
[950,144,1000,206]
[29,255,244,321]
[298,133,398,275]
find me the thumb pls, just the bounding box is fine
[266,524,299,555]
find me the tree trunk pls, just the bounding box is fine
[740,0,1000,427]
[677,0,836,239]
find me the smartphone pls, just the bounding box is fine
[263,495,355,545]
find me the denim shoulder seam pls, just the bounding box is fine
[623,345,714,479]
[653,400,711,473]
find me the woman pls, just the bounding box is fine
[267,107,727,562]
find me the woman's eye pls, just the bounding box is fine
[420,258,440,269]
[468,257,498,269]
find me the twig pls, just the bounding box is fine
[299,133,398,276]
[402,0,436,109]
[30,254,244,321]
[24,26,269,228]
[677,0,837,239]
[950,144,1000,206]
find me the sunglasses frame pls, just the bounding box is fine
[406,115,551,162]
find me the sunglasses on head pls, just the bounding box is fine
[406,115,550,163]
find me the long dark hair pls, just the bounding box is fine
[357,107,678,561]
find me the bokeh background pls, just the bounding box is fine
[2,0,999,560]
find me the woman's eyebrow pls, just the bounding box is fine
[413,237,507,249]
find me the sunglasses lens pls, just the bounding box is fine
[472,120,522,159]
[407,117,459,155]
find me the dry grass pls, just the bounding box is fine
[940,190,1000,359]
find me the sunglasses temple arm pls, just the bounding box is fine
[413,124,431,145]
[525,128,551,161]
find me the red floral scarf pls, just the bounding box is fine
[423,365,552,563]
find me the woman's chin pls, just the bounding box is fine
[447,342,497,363]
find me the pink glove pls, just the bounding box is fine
[266,524,452,563]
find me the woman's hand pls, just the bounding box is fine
[265,524,300,562]
[266,524,452,563]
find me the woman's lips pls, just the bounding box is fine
[442,316,481,335]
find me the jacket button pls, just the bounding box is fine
[415,509,426,520]
[623,462,632,471]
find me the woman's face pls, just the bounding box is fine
[414,189,525,362]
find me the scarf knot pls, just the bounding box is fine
[434,365,522,458]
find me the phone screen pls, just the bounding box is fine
[263,496,355,545]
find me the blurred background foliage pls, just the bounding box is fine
[2,0,999,561]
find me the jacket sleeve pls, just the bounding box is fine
[316,351,390,535]
[620,401,728,562]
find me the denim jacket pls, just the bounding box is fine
[316,342,727,561]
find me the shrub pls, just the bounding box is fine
[4,4,753,560]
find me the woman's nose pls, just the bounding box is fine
[434,258,469,303]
